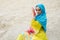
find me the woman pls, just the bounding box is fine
[16,4,48,40]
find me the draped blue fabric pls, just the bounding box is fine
[35,4,47,32]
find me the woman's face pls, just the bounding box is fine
[35,7,41,15]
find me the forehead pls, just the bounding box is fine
[35,7,40,10]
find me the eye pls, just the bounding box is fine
[36,9,41,11]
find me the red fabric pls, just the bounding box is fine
[27,27,35,34]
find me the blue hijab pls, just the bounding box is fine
[35,4,47,32]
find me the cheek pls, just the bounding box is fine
[39,11,41,13]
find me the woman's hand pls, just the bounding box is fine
[32,7,36,17]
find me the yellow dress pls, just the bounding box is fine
[16,19,48,40]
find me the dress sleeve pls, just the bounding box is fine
[31,19,42,33]
[16,34,25,40]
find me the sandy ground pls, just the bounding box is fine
[0,0,60,40]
